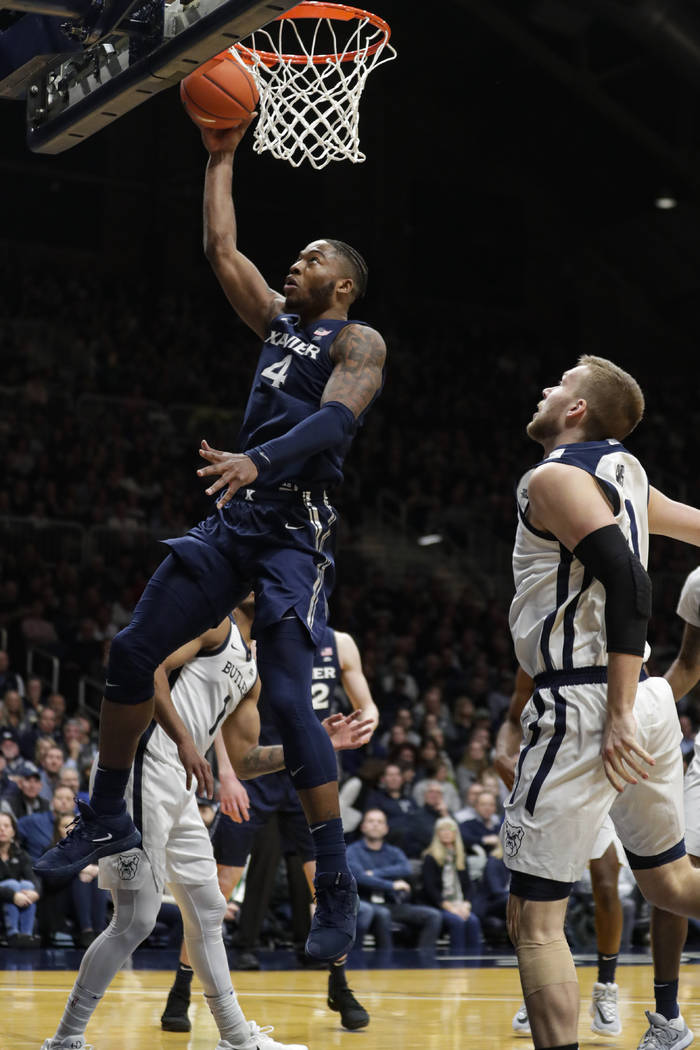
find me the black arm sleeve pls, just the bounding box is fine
[573,524,652,657]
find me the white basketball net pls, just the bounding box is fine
[232,4,396,169]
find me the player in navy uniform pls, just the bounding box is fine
[161,624,378,1033]
[36,115,386,964]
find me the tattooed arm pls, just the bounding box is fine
[197,322,386,508]
[220,691,377,780]
[324,322,386,417]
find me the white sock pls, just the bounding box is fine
[205,990,252,1047]
[54,982,103,1040]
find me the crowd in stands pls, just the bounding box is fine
[1,259,700,955]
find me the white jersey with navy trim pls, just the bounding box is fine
[145,617,258,770]
[509,439,651,679]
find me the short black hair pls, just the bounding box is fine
[326,239,368,301]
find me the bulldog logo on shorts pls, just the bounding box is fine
[503,820,524,857]
[116,852,140,881]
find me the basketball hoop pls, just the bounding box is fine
[232,2,396,169]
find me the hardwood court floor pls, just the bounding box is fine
[6,960,700,1050]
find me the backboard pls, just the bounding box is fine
[0,0,297,153]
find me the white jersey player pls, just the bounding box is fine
[41,599,371,1050]
[635,567,700,1050]
[503,355,700,1050]
[495,667,626,1038]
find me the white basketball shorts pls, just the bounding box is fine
[502,674,683,884]
[98,750,217,893]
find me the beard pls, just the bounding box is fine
[526,411,558,443]
[285,279,336,315]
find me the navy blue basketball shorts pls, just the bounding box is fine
[105,488,337,705]
[211,771,314,867]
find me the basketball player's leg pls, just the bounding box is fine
[635,741,700,1046]
[588,843,623,1036]
[507,890,578,1049]
[254,615,357,962]
[163,804,253,1033]
[170,879,308,1050]
[294,826,369,1029]
[42,882,163,1048]
[36,551,241,878]
[644,857,698,1033]
[162,864,246,1034]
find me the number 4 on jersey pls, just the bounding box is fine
[261,354,292,388]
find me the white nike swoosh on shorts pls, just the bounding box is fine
[284,523,303,530]
[92,834,114,843]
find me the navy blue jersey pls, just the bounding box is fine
[258,626,342,747]
[236,313,382,488]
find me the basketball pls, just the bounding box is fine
[180,51,259,130]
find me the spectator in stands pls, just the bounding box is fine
[413,759,461,813]
[57,765,90,805]
[19,705,59,760]
[61,717,94,772]
[420,816,483,954]
[0,728,24,776]
[0,810,41,946]
[472,840,511,944]
[364,762,419,851]
[404,780,452,859]
[17,785,77,863]
[459,790,502,856]
[380,654,420,707]
[22,676,47,725]
[1,762,49,821]
[413,685,455,742]
[454,780,484,824]
[347,808,442,952]
[46,692,68,734]
[46,813,109,947]
[0,690,25,733]
[20,600,59,652]
[377,707,421,752]
[455,733,491,795]
[447,695,476,763]
[0,651,24,698]
[38,744,67,802]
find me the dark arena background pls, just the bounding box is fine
[3,2,700,1048]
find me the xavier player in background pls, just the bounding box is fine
[41,598,373,1050]
[161,624,379,1034]
[37,114,386,964]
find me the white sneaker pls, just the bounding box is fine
[637,1010,694,1049]
[590,982,622,1036]
[217,1022,309,1050]
[41,1040,92,1050]
[512,1003,531,1035]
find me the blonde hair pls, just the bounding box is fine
[576,355,645,441]
[423,816,466,870]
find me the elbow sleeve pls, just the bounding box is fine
[573,524,651,657]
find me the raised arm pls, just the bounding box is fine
[648,486,700,545]
[201,123,284,340]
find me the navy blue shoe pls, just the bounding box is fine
[305,872,359,963]
[33,799,141,881]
